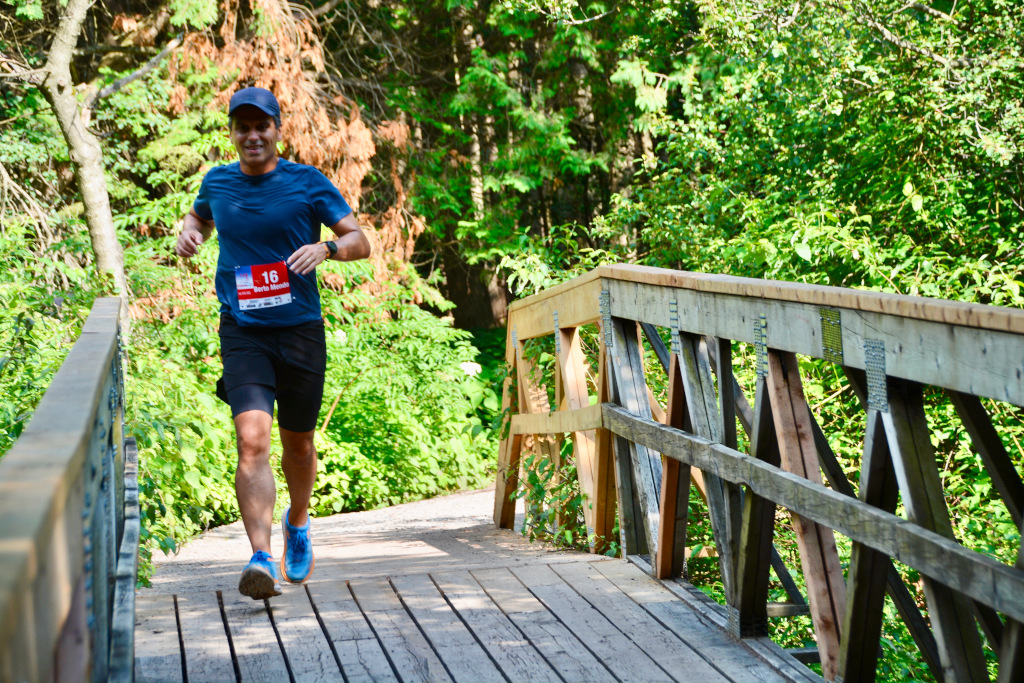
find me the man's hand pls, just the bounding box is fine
[287,243,329,276]
[176,229,205,258]
[176,211,214,258]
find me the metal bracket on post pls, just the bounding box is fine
[511,326,518,356]
[754,315,768,379]
[669,299,681,356]
[553,311,561,356]
[599,289,612,348]
[819,307,844,364]
[864,339,888,412]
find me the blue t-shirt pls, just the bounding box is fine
[193,158,352,327]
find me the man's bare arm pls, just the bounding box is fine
[175,210,215,258]
[286,212,371,276]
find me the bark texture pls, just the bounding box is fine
[40,0,128,302]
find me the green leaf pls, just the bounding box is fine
[794,243,812,261]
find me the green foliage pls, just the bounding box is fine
[0,232,98,454]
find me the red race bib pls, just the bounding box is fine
[235,262,292,310]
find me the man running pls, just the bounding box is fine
[175,87,370,600]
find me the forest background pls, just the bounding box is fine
[1,0,1022,678]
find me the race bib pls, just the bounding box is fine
[235,262,292,310]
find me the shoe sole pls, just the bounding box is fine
[238,566,283,600]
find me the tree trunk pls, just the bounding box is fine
[41,0,129,308]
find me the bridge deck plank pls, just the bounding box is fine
[306,579,398,683]
[137,558,815,683]
[175,591,236,683]
[134,594,184,683]
[221,591,291,682]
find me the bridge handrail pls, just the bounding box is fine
[494,264,1024,682]
[0,298,138,682]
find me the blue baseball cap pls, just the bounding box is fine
[228,87,281,122]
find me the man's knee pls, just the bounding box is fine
[235,411,272,465]
[281,430,317,464]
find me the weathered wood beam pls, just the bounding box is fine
[882,378,988,682]
[677,333,742,600]
[655,354,691,579]
[600,404,1024,624]
[557,327,599,538]
[837,409,902,683]
[509,404,604,436]
[767,351,846,680]
[605,277,1024,407]
[592,340,616,553]
[947,390,1024,527]
[733,376,779,638]
[609,318,662,557]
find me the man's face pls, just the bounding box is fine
[230,105,281,173]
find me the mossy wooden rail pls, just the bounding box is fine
[0,298,139,682]
[494,264,1024,682]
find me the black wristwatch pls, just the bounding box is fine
[323,240,338,257]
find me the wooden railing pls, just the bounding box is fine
[494,264,1024,682]
[0,298,139,683]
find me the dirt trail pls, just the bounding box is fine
[140,485,594,596]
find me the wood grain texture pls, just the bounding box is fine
[221,591,291,682]
[591,340,617,553]
[174,591,236,683]
[134,593,184,683]
[349,578,453,683]
[509,403,603,435]
[269,586,344,682]
[552,561,730,681]
[733,377,779,638]
[882,379,988,682]
[472,567,616,683]
[509,563,674,682]
[655,354,691,580]
[606,277,1024,407]
[601,403,1024,622]
[837,410,901,683]
[594,560,806,683]
[609,317,663,559]
[557,327,600,537]
[677,333,741,602]
[493,372,520,529]
[307,580,398,683]
[430,570,561,683]
[767,351,846,680]
[0,298,121,682]
[390,573,504,683]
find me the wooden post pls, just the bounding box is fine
[592,339,617,553]
[655,354,692,579]
[883,378,988,682]
[608,317,663,559]
[837,409,900,682]
[732,375,780,638]
[557,327,599,543]
[767,350,846,681]
[676,333,741,602]
[494,368,524,528]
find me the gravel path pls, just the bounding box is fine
[140,485,595,596]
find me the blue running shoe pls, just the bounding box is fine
[281,506,315,583]
[238,550,282,600]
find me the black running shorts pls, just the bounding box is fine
[217,314,327,432]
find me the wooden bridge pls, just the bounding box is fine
[4,264,1024,682]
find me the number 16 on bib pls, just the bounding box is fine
[235,262,292,310]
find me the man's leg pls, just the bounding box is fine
[235,409,275,553]
[280,428,317,527]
